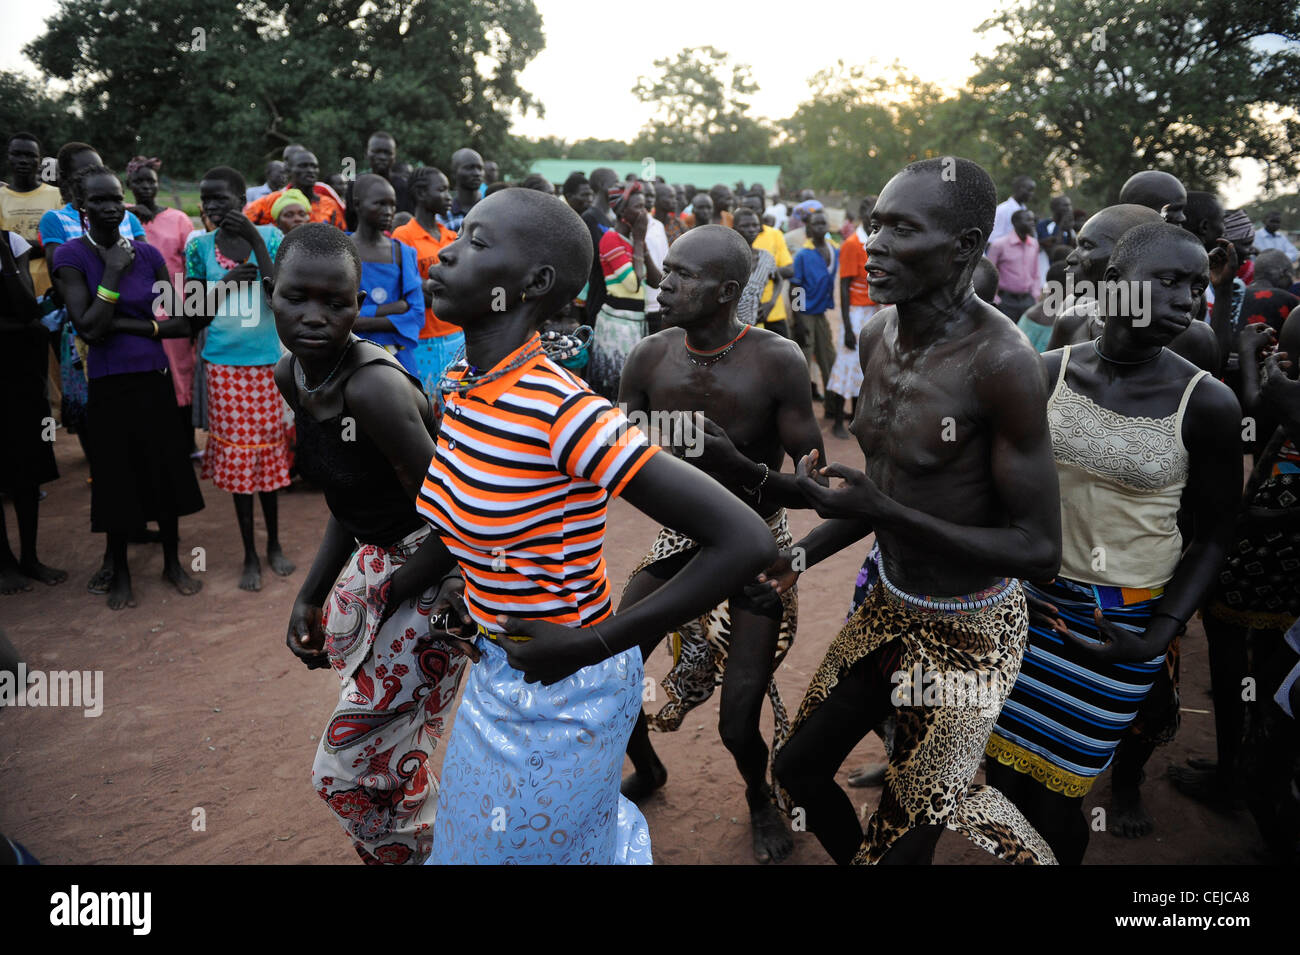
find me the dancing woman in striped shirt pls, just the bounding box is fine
[384,189,777,863]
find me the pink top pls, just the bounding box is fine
[142,206,198,404]
[142,206,194,293]
[987,231,1040,298]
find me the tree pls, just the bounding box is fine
[630,47,773,164]
[969,0,1300,202]
[23,0,546,181]
[0,71,77,160]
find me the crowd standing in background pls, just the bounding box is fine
[2,124,1299,868]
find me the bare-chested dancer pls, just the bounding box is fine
[765,158,1062,865]
[616,225,824,863]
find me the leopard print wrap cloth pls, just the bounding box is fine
[777,572,1058,865]
[628,509,797,747]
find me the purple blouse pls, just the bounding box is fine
[52,237,170,380]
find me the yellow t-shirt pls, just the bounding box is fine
[0,183,62,296]
[753,225,793,322]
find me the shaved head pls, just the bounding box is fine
[973,257,1000,303]
[1081,203,1164,244]
[490,188,592,311]
[353,172,394,202]
[673,224,753,289]
[1119,171,1187,221]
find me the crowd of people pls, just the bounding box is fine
[2,124,1299,867]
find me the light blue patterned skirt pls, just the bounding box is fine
[427,635,652,864]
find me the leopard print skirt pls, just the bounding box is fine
[627,509,797,748]
[777,569,1057,865]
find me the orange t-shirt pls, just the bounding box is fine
[243,188,345,229]
[391,218,459,338]
[838,231,875,307]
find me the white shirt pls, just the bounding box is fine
[766,201,788,231]
[643,216,669,312]
[1255,227,1298,262]
[989,197,1027,246]
[8,230,31,258]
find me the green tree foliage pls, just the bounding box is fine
[630,47,773,164]
[970,0,1300,203]
[23,0,545,181]
[0,71,78,157]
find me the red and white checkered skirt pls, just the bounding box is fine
[201,363,291,494]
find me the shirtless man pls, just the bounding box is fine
[767,157,1062,865]
[616,225,824,864]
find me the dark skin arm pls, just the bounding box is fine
[796,324,1062,581]
[840,276,856,348]
[183,214,274,324]
[757,272,785,323]
[1069,377,1243,664]
[705,345,826,510]
[1260,351,1300,444]
[1234,322,1276,418]
[274,356,464,667]
[57,248,193,344]
[0,235,40,326]
[1206,238,1238,378]
[492,451,778,684]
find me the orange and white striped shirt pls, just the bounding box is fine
[417,334,659,631]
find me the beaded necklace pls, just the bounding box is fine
[685,323,750,367]
[436,326,593,396]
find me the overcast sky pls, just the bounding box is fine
[1,0,1275,204]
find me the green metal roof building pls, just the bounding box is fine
[527,159,782,194]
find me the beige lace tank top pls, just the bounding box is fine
[1049,344,1208,589]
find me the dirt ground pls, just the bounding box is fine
[0,423,1268,865]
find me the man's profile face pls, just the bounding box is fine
[656,232,729,330]
[1067,217,1124,285]
[1052,197,1073,223]
[1012,209,1035,239]
[864,172,966,305]
[367,136,396,176]
[692,195,713,224]
[483,160,499,184]
[1013,178,1036,204]
[1191,202,1225,250]
[1265,213,1282,234]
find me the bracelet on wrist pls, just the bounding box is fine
[741,462,770,498]
[96,284,120,302]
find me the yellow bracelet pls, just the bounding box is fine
[151,319,160,337]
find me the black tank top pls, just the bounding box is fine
[289,345,437,546]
